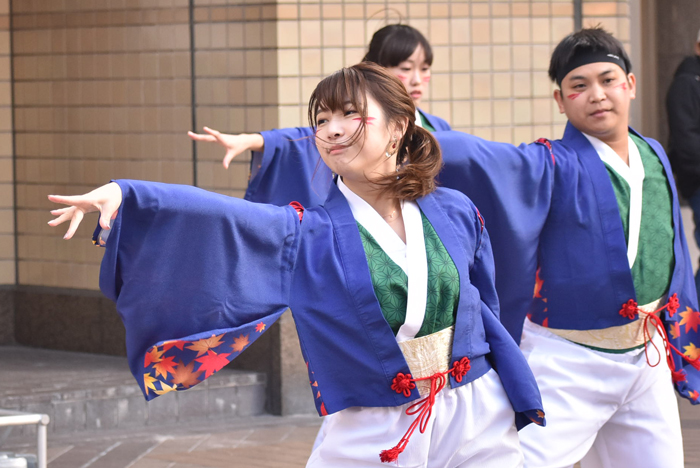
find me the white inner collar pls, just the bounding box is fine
[337,178,429,341]
[582,133,645,268]
[415,109,423,128]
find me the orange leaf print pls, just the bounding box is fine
[153,355,177,378]
[231,334,250,353]
[195,350,231,378]
[533,268,544,299]
[679,308,700,333]
[670,322,681,340]
[154,381,178,396]
[684,342,700,361]
[162,340,186,353]
[690,390,699,401]
[186,334,225,357]
[536,410,545,419]
[255,322,266,333]
[144,347,164,367]
[171,361,203,389]
[144,373,158,395]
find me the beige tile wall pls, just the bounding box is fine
[12,0,193,290]
[0,0,12,285]
[7,0,631,291]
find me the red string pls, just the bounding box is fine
[380,358,470,464]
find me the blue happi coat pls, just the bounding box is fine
[245,110,450,207]
[242,121,700,404]
[97,179,544,429]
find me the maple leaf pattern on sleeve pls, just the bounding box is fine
[139,319,272,400]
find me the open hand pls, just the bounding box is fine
[48,182,123,240]
[187,127,264,169]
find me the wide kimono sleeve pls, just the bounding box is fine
[245,127,333,207]
[99,179,302,400]
[469,219,546,430]
[434,131,556,342]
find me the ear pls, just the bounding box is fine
[553,89,566,114]
[626,72,637,100]
[393,116,410,140]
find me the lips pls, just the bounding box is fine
[590,108,611,117]
[328,144,347,154]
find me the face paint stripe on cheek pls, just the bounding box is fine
[616,82,628,91]
[567,93,581,100]
[352,117,375,125]
[422,76,431,83]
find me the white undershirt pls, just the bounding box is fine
[582,133,644,268]
[337,178,428,342]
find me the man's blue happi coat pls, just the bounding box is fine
[242,122,700,404]
[98,179,544,429]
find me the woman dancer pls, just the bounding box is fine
[49,63,542,467]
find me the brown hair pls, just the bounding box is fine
[308,62,442,201]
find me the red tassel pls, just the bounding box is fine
[380,447,401,463]
[688,358,700,371]
[672,369,687,383]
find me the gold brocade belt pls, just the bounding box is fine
[397,326,454,396]
[545,296,665,351]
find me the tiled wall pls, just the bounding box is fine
[0,0,12,285]
[7,0,632,292]
[12,0,193,290]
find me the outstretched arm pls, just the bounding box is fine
[48,180,301,400]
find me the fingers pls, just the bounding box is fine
[63,209,84,240]
[48,194,86,206]
[223,150,235,169]
[47,207,76,227]
[187,131,216,143]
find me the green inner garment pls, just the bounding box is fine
[419,111,436,133]
[603,133,675,306]
[356,212,460,338]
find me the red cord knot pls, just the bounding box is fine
[450,357,471,383]
[390,372,416,398]
[667,293,680,317]
[379,447,401,463]
[672,369,687,383]
[619,299,638,320]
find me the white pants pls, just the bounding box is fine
[306,369,523,468]
[518,319,684,468]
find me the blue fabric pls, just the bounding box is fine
[689,189,700,307]
[99,180,544,427]
[420,109,452,132]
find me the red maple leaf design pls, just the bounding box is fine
[542,318,549,328]
[195,350,231,378]
[255,322,266,333]
[679,307,700,333]
[153,355,177,378]
[170,360,203,389]
[162,340,187,353]
[144,347,164,368]
[670,322,681,340]
[231,334,250,353]
[690,390,699,401]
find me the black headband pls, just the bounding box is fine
[556,50,628,86]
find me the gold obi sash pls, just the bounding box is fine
[545,296,665,351]
[397,326,453,396]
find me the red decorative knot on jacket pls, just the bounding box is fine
[380,357,471,464]
[289,201,304,221]
[618,294,700,382]
[535,138,555,165]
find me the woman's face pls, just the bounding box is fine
[314,93,399,185]
[387,45,431,107]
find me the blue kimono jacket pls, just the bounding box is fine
[436,123,700,404]
[98,179,544,429]
[240,121,700,404]
[245,110,450,207]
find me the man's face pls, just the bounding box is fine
[553,62,636,140]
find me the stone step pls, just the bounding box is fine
[0,346,266,440]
